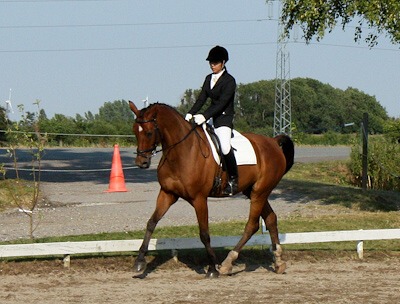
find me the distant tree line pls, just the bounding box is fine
[177,77,391,136]
[0,100,136,147]
[0,77,399,147]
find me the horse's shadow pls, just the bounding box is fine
[132,249,207,279]
[132,248,276,279]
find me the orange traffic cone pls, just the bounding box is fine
[105,144,128,192]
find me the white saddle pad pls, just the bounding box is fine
[202,124,257,165]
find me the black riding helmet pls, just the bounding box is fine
[206,45,229,63]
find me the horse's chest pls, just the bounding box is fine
[157,163,207,194]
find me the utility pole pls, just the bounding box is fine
[273,2,292,136]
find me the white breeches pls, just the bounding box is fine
[214,126,232,155]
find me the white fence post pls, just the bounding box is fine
[356,229,364,259]
[357,241,364,259]
[63,254,71,268]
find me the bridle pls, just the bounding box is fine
[134,115,207,160]
[134,117,162,157]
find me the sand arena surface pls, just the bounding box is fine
[1,252,400,304]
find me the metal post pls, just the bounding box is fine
[361,113,368,190]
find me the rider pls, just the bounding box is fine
[185,45,238,196]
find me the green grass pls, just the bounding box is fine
[285,160,351,185]
[280,161,399,211]
[0,179,36,212]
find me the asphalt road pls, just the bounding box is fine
[0,146,351,183]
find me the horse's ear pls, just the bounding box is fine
[129,101,140,116]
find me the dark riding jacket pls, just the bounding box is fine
[189,70,236,128]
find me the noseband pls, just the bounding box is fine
[135,117,161,157]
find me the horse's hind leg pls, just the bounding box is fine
[219,198,263,275]
[133,190,178,274]
[262,200,286,274]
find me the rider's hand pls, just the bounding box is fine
[185,113,192,122]
[193,114,206,125]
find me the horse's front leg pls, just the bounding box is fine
[193,197,220,279]
[133,190,178,274]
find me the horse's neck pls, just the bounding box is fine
[158,114,197,157]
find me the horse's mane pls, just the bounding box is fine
[142,102,183,119]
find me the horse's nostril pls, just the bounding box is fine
[136,158,151,169]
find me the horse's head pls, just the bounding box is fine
[129,101,160,169]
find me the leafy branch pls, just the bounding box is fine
[3,100,47,239]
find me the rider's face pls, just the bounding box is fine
[209,61,224,74]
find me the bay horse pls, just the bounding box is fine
[129,101,294,278]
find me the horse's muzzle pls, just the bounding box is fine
[135,156,151,169]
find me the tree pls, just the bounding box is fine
[97,100,134,124]
[289,78,388,133]
[0,106,7,142]
[96,100,135,135]
[235,80,275,135]
[383,118,400,143]
[177,89,201,114]
[42,114,78,145]
[3,101,47,238]
[280,0,400,47]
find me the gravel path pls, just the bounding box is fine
[1,180,326,241]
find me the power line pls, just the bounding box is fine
[0,18,275,29]
[1,40,398,54]
[0,0,118,2]
[0,14,398,54]
[0,42,277,53]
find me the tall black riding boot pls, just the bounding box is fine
[222,148,238,196]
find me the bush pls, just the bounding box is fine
[383,118,400,143]
[348,136,400,191]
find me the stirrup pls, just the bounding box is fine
[222,178,238,196]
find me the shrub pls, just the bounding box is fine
[348,136,400,191]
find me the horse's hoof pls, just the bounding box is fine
[275,262,287,274]
[133,261,147,273]
[218,264,232,275]
[205,270,220,279]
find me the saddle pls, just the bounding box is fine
[202,123,257,166]
[205,123,223,163]
[202,123,257,196]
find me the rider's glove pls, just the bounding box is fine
[193,114,206,125]
[185,113,192,122]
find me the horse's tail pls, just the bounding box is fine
[275,135,294,174]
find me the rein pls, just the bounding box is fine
[165,124,198,150]
[135,117,206,158]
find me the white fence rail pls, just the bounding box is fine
[1,229,399,264]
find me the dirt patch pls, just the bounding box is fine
[1,251,400,303]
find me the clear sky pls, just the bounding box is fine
[1,0,399,123]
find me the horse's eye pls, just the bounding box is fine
[146,131,153,138]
